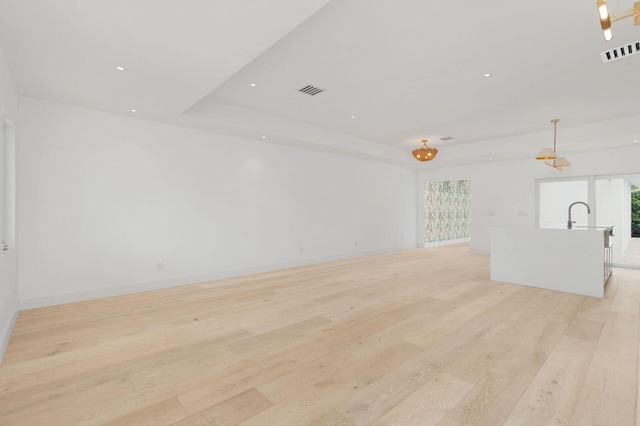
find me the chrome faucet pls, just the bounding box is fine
[568,201,591,229]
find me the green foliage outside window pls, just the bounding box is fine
[632,186,640,237]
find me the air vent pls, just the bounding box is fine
[299,85,325,96]
[440,136,454,141]
[601,41,640,63]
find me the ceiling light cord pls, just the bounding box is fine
[535,119,570,171]
[552,119,558,153]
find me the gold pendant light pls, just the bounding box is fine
[535,119,571,170]
[596,0,640,42]
[412,139,438,162]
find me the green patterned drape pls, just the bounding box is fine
[424,180,471,243]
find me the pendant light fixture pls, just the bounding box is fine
[412,139,438,162]
[536,119,570,170]
[596,0,640,41]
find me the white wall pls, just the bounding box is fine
[0,42,19,363]
[418,142,640,254]
[18,97,418,308]
[418,160,539,253]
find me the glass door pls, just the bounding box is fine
[596,176,640,267]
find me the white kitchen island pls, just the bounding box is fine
[490,226,613,298]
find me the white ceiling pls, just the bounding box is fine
[0,0,639,168]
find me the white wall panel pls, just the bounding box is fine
[17,97,417,308]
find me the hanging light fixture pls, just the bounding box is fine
[536,119,571,171]
[596,0,640,41]
[412,139,438,162]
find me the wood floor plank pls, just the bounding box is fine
[575,296,612,323]
[609,269,640,316]
[440,338,510,384]
[335,313,505,424]
[171,388,272,426]
[581,312,638,400]
[569,385,635,426]
[562,318,604,342]
[403,283,521,349]
[442,372,524,426]
[372,372,473,425]
[0,367,137,416]
[239,336,421,426]
[0,375,135,425]
[0,244,638,425]
[257,337,421,404]
[637,325,640,426]
[104,397,188,426]
[445,319,568,425]
[226,316,331,355]
[503,336,598,425]
[307,410,355,425]
[176,311,405,415]
[1,327,250,395]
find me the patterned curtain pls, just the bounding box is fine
[424,180,471,243]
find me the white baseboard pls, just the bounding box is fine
[423,238,470,248]
[20,244,417,310]
[469,246,490,255]
[0,303,19,365]
[611,263,640,270]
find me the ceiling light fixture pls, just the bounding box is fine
[536,119,570,170]
[412,139,438,162]
[116,66,126,71]
[130,109,137,113]
[483,73,491,77]
[250,83,256,87]
[351,115,356,119]
[596,0,640,41]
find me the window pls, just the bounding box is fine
[536,174,640,268]
[538,179,589,228]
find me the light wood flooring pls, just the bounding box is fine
[619,237,640,268]
[1,243,640,425]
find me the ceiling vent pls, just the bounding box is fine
[440,136,454,141]
[601,41,640,63]
[299,85,325,96]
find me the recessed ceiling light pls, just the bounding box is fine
[351,115,356,119]
[261,136,266,139]
[634,139,639,143]
[116,66,126,71]
[250,83,256,87]
[130,109,137,113]
[483,73,491,77]
[489,157,493,161]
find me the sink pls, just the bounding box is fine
[571,225,614,236]
[570,225,614,247]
